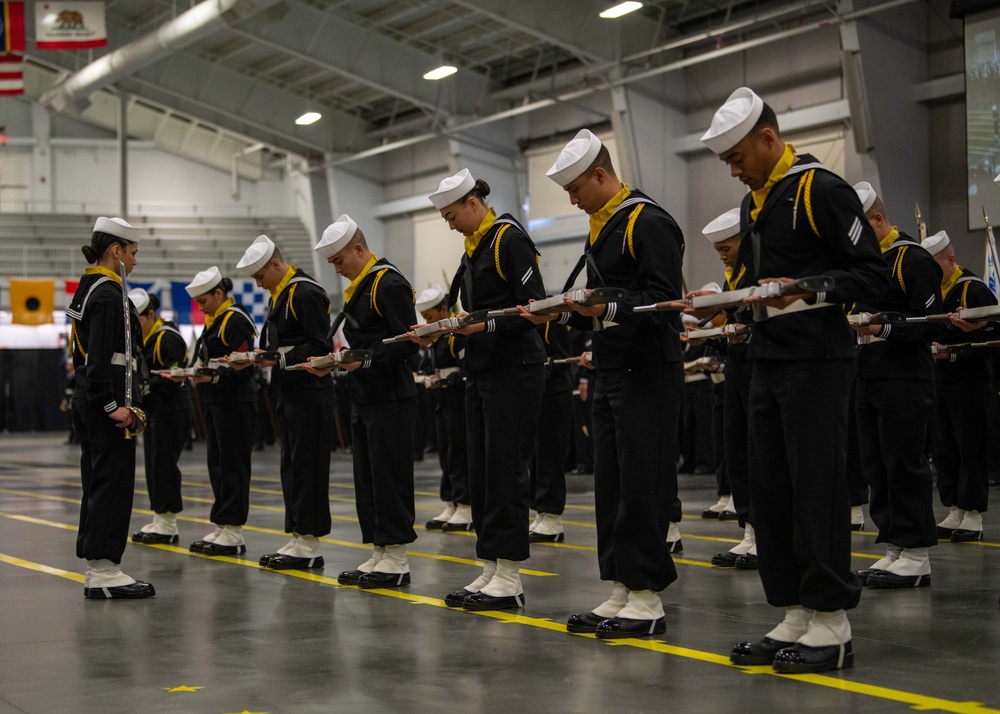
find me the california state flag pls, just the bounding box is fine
[35,2,106,50]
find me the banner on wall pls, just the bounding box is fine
[35,1,106,50]
[1,2,26,52]
[10,279,55,325]
[0,52,22,95]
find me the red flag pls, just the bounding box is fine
[0,52,22,95]
[1,2,26,52]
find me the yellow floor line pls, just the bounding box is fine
[0,552,85,583]
[3,528,995,714]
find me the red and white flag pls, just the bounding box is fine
[35,2,106,50]
[0,52,23,95]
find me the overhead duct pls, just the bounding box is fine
[40,0,288,114]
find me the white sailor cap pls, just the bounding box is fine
[415,285,446,312]
[314,215,359,259]
[546,129,603,187]
[700,282,723,294]
[236,234,276,275]
[185,266,223,298]
[429,169,476,210]
[128,288,150,314]
[702,208,742,243]
[701,88,765,155]
[94,216,139,243]
[853,181,877,213]
[922,230,950,256]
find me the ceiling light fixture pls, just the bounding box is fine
[600,1,643,19]
[423,65,457,81]
[295,112,322,126]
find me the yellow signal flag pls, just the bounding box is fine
[10,279,55,325]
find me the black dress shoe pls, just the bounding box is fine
[701,508,722,519]
[529,531,565,543]
[936,525,957,538]
[84,581,156,600]
[131,531,179,545]
[853,567,885,586]
[951,529,984,542]
[735,554,758,570]
[425,519,448,530]
[441,521,474,532]
[357,571,411,589]
[718,511,739,522]
[667,539,683,554]
[730,637,795,665]
[595,616,666,639]
[868,570,930,588]
[445,588,475,607]
[566,612,608,634]
[338,569,365,585]
[711,551,740,567]
[772,641,853,673]
[259,553,279,567]
[260,554,324,570]
[462,591,525,611]
[190,541,246,556]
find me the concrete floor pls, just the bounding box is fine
[0,432,998,714]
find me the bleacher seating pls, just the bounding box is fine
[0,213,315,280]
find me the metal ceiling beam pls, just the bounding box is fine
[227,27,446,117]
[446,0,607,65]
[489,0,841,102]
[323,0,922,168]
[40,0,288,113]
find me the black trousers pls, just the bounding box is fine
[530,389,573,515]
[73,398,136,563]
[748,360,861,612]
[723,356,752,526]
[679,378,713,472]
[466,364,544,562]
[935,379,991,513]
[141,406,189,514]
[846,379,869,507]
[434,385,469,504]
[857,378,937,548]
[352,397,417,546]
[712,380,729,497]
[573,382,595,471]
[205,400,256,526]
[593,364,682,592]
[275,386,334,537]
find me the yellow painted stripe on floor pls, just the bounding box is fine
[2,516,998,712]
[0,552,85,583]
[0,511,77,531]
[0,487,80,504]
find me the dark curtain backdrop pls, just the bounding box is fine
[0,349,69,432]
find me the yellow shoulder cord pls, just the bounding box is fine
[449,335,457,358]
[544,321,551,344]
[494,224,511,280]
[71,320,87,359]
[961,281,971,308]
[287,283,299,321]
[624,204,644,259]
[893,246,908,294]
[795,170,821,237]
[153,331,166,367]
[371,269,388,317]
[218,311,234,347]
